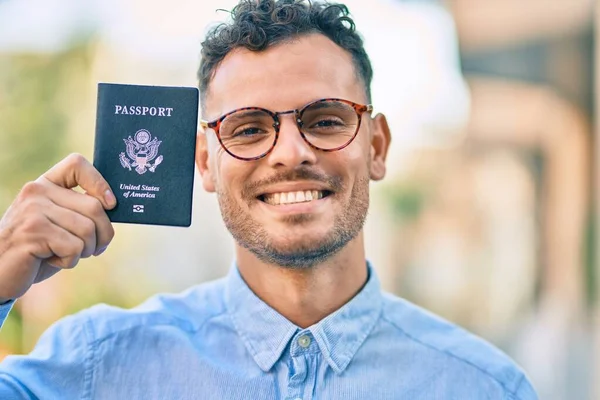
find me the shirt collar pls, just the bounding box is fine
[225,261,383,374]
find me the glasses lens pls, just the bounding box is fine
[219,109,276,159]
[300,100,360,150]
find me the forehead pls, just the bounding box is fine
[204,33,364,117]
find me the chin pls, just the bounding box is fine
[252,239,344,269]
[270,236,325,253]
[274,216,334,232]
[235,219,360,269]
[268,223,331,242]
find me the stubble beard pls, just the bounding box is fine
[217,173,370,269]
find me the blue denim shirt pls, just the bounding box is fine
[0,264,537,399]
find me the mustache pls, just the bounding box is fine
[242,167,343,199]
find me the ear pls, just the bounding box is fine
[369,113,391,181]
[195,127,216,193]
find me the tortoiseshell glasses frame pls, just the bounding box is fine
[199,98,373,161]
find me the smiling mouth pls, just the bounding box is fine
[257,190,333,206]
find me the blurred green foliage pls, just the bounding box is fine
[383,180,430,223]
[0,40,94,210]
[0,40,94,353]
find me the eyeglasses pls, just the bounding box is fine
[199,98,373,161]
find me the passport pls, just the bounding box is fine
[93,83,199,227]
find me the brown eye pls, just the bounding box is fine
[232,126,268,138]
[311,117,346,129]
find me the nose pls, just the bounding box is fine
[266,113,318,168]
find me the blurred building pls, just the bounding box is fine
[376,1,594,398]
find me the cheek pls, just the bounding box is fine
[357,129,373,158]
[338,141,370,175]
[336,146,371,198]
[213,152,253,201]
[210,140,234,189]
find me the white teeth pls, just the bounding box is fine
[263,190,326,205]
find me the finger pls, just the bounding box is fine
[34,263,62,284]
[39,153,116,210]
[44,202,97,259]
[39,218,85,269]
[37,181,115,254]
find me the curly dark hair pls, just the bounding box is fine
[198,0,373,107]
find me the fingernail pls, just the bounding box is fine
[95,246,108,256]
[104,190,116,208]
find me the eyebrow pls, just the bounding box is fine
[218,100,350,123]
[225,109,269,123]
[303,101,347,112]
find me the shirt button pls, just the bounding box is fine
[297,335,311,348]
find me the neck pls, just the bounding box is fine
[235,232,368,328]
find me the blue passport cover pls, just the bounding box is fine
[93,83,199,227]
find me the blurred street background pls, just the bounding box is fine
[0,0,595,398]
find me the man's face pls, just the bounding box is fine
[198,33,389,268]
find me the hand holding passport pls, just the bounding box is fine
[0,83,198,303]
[93,83,199,227]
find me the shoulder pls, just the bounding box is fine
[380,292,537,399]
[67,277,228,344]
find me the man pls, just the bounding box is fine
[0,0,537,398]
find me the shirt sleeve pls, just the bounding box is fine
[0,312,92,400]
[511,374,539,400]
[0,300,15,330]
